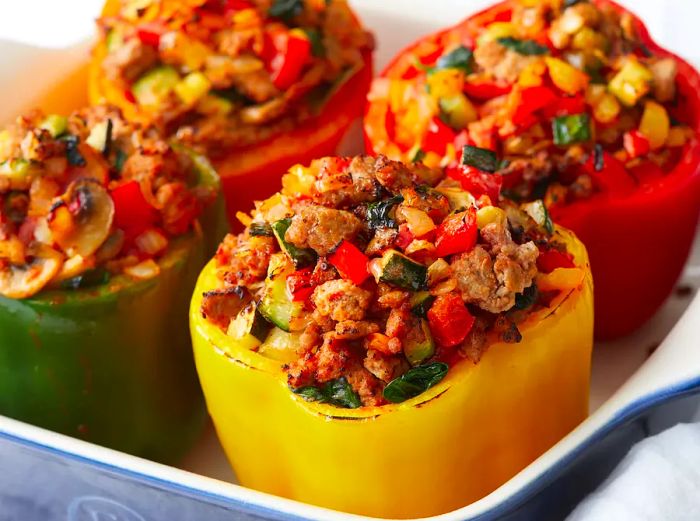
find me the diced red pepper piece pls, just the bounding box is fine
[136,23,166,47]
[427,293,475,348]
[423,117,456,155]
[287,267,315,302]
[537,249,575,274]
[225,0,253,11]
[265,30,312,91]
[623,130,650,159]
[110,181,158,238]
[434,207,477,258]
[463,79,512,100]
[583,150,636,194]
[512,86,557,124]
[542,95,586,119]
[446,164,503,202]
[328,240,370,285]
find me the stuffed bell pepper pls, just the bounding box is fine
[0,105,223,463]
[190,154,593,518]
[364,0,700,339]
[90,0,374,225]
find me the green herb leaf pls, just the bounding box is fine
[366,195,404,229]
[249,221,274,237]
[383,362,448,403]
[293,377,361,409]
[114,149,128,173]
[269,0,304,22]
[304,28,325,57]
[552,113,591,146]
[461,145,498,172]
[60,135,86,167]
[514,283,538,310]
[435,46,473,74]
[497,37,549,56]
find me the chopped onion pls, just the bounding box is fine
[124,259,161,281]
[135,228,168,256]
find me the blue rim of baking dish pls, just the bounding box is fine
[0,374,699,521]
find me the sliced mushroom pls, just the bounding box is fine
[0,244,63,299]
[49,178,115,257]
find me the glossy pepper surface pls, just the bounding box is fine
[190,227,593,518]
[364,0,700,339]
[89,0,373,228]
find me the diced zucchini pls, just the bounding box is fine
[249,221,273,237]
[435,181,476,212]
[39,115,68,138]
[366,195,404,229]
[258,327,302,363]
[522,200,554,234]
[608,58,653,106]
[410,291,435,318]
[404,319,435,366]
[227,301,272,350]
[271,218,317,268]
[461,145,498,172]
[258,253,303,332]
[85,119,113,154]
[132,66,180,107]
[552,113,591,146]
[379,250,428,291]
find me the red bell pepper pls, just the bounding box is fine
[463,79,512,100]
[512,86,557,124]
[434,207,477,258]
[328,240,370,286]
[365,0,700,339]
[423,117,457,155]
[446,164,503,202]
[427,293,475,348]
[111,181,158,237]
[623,130,651,159]
[395,224,414,250]
[542,95,587,119]
[286,267,315,302]
[136,23,166,47]
[537,249,575,274]
[264,30,312,91]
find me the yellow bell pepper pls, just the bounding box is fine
[545,57,589,95]
[190,227,594,518]
[608,57,653,106]
[639,100,670,150]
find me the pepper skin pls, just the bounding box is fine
[364,1,700,339]
[0,235,205,463]
[190,227,593,518]
[89,0,373,228]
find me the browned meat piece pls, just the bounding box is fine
[315,339,352,383]
[310,257,338,286]
[347,156,380,201]
[452,223,538,313]
[459,317,488,363]
[400,187,450,221]
[500,150,553,186]
[650,58,677,103]
[286,351,316,388]
[345,362,385,406]
[385,307,410,338]
[217,233,276,287]
[474,39,537,83]
[373,155,416,192]
[230,69,280,104]
[102,38,158,82]
[333,320,380,340]
[155,182,201,235]
[200,286,249,329]
[312,279,372,322]
[494,315,523,344]
[365,227,398,256]
[376,284,409,310]
[285,204,362,256]
[363,349,406,382]
[299,323,323,354]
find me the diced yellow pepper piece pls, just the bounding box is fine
[545,57,589,95]
[439,93,477,129]
[427,69,465,100]
[282,164,316,196]
[422,151,442,168]
[174,72,212,105]
[592,93,620,124]
[478,22,515,45]
[571,27,605,51]
[476,206,507,229]
[518,60,547,87]
[536,267,585,291]
[608,58,653,106]
[638,100,670,150]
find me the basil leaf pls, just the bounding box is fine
[61,135,86,167]
[552,113,591,146]
[269,0,304,22]
[593,143,604,172]
[249,221,274,237]
[366,195,404,229]
[383,362,448,403]
[497,37,549,56]
[514,283,538,310]
[293,377,361,409]
[462,145,498,173]
[435,46,473,74]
